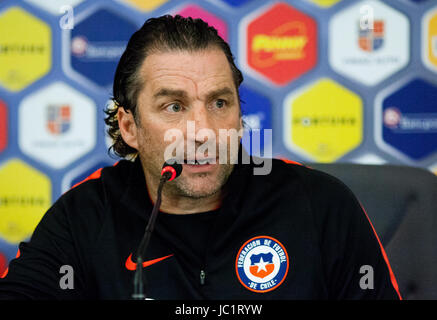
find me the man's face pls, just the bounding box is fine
[131,48,242,199]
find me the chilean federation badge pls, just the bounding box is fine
[236,236,289,293]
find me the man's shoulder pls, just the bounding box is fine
[267,158,364,229]
[268,158,356,202]
[269,158,341,183]
[61,159,135,206]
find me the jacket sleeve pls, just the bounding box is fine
[0,198,90,300]
[308,169,402,300]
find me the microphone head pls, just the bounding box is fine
[161,159,183,181]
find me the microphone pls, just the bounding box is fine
[160,159,183,182]
[132,159,182,300]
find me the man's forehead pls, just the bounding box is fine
[139,49,235,92]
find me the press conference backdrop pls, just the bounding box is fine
[0,0,436,276]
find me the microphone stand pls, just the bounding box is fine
[132,172,171,300]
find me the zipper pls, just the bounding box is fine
[200,269,206,285]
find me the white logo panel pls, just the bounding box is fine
[329,0,410,86]
[19,82,96,169]
[24,0,84,16]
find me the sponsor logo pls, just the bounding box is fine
[125,254,173,271]
[359,20,384,52]
[383,107,437,133]
[251,22,309,64]
[46,104,71,135]
[70,36,87,57]
[243,2,317,85]
[383,107,402,129]
[71,35,126,61]
[293,115,358,127]
[0,43,47,55]
[236,236,289,293]
[0,7,51,91]
[66,8,137,88]
[377,78,437,161]
[284,78,363,162]
[0,160,51,244]
[0,195,47,207]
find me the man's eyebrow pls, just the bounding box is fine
[153,87,235,101]
[153,88,189,99]
[206,87,235,101]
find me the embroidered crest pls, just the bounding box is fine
[235,236,289,293]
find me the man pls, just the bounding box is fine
[0,15,401,300]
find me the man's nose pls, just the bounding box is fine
[188,103,213,132]
[184,103,216,150]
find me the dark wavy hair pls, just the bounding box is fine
[105,14,244,159]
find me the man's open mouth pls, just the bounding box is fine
[184,158,216,165]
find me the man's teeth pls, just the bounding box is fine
[186,159,212,165]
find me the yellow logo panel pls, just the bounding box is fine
[120,0,169,12]
[423,8,437,72]
[0,159,51,244]
[284,78,363,162]
[308,0,342,8]
[0,7,51,91]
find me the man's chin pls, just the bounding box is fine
[172,165,233,199]
[173,176,223,199]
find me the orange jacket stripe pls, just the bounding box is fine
[279,158,304,166]
[360,204,402,300]
[71,168,103,189]
[71,162,119,190]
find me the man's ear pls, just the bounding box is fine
[117,107,139,150]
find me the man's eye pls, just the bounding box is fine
[166,103,182,113]
[215,99,226,109]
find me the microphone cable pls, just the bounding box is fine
[132,159,182,300]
